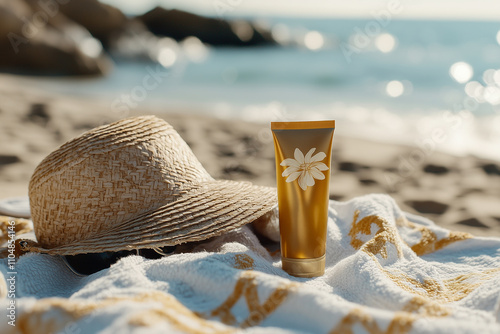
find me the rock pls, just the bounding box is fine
[423,164,449,174]
[223,162,254,177]
[359,178,378,186]
[338,161,361,172]
[216,145,236,157]
[0,0,111,76]
[455,218,489,228]
[0,0,33,40]
[404,200,449,215]
[106,20,159,60]
[329,194,344,201]
[481,163,500,176]
[138,7,276,46]
[0,155,21,165]
[52,0,127,47]
[23,0,127,47]
[26,103,50,125]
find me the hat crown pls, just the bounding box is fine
[29,116,212,248]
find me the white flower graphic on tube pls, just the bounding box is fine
[281,148,329,191]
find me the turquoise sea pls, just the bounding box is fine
[33,17,500,160]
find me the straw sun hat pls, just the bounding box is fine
[20,115,277,255]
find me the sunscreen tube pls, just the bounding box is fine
[271,120,335,277]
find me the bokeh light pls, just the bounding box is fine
[483,86,500,105]
[79,37,102,58]
[158,48,177,68]
[449,61,473,83]
[493,70,500,86]
[464,81,483,99]
[497,30,500,45]
[181,36,209,63]
[482,69,496,85]
[271,24,291,45]
[375,33,396,53]
[304,31,324,50]
[386,80,404,97]
[231,22,254,42]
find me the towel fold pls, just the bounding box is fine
[1,194,499,333]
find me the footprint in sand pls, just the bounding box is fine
[455,217,489,229]
[0,155,21,165]
[26,103,50,126]
[481,163,500,176]
[423,164,449,175]
[404,200,449,215]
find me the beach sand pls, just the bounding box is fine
[1,74,499,237]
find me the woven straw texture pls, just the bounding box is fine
[27,116,277,255]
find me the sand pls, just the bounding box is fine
[1,74,499,237]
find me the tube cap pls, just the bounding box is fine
[281,254,325,278]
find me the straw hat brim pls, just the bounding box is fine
[25,180,277,255]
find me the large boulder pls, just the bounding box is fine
[22,0,127,47]
[54,0,127,47]
[0,0,111,76]
[138,7,276,47]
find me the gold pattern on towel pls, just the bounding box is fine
[233,254,255,270]
[396,216,473,256]
[349,210,404,258]
[349,211,473,259]
[14,292,231,334]
[205,271,297,328]
[401,296,450,317]
[328,296,451,333]
[374,253,500,302]
[329,308,414,334]
[349,211,498,304]
[127,293,232,333]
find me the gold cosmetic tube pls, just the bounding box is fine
[271,120,335,278]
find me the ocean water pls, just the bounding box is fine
[34,18,500,160]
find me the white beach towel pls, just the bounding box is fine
[1,194,499,333]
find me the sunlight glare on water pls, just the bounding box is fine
[231,21,254,42]
[494,70,500,86]
[449,61,473,83]
[386,80,404,97]
[80,37,103,58]
[304,31,324,50]
[482,69,496,85]
[483,86,500,105]
[375,33,396,53]
[181,37,209,63]
[465,81,484,100]
[271,24,291,45]
[158,48,177,67]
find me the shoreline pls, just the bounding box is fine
[1,76,499,237]
[6,72,500,164]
